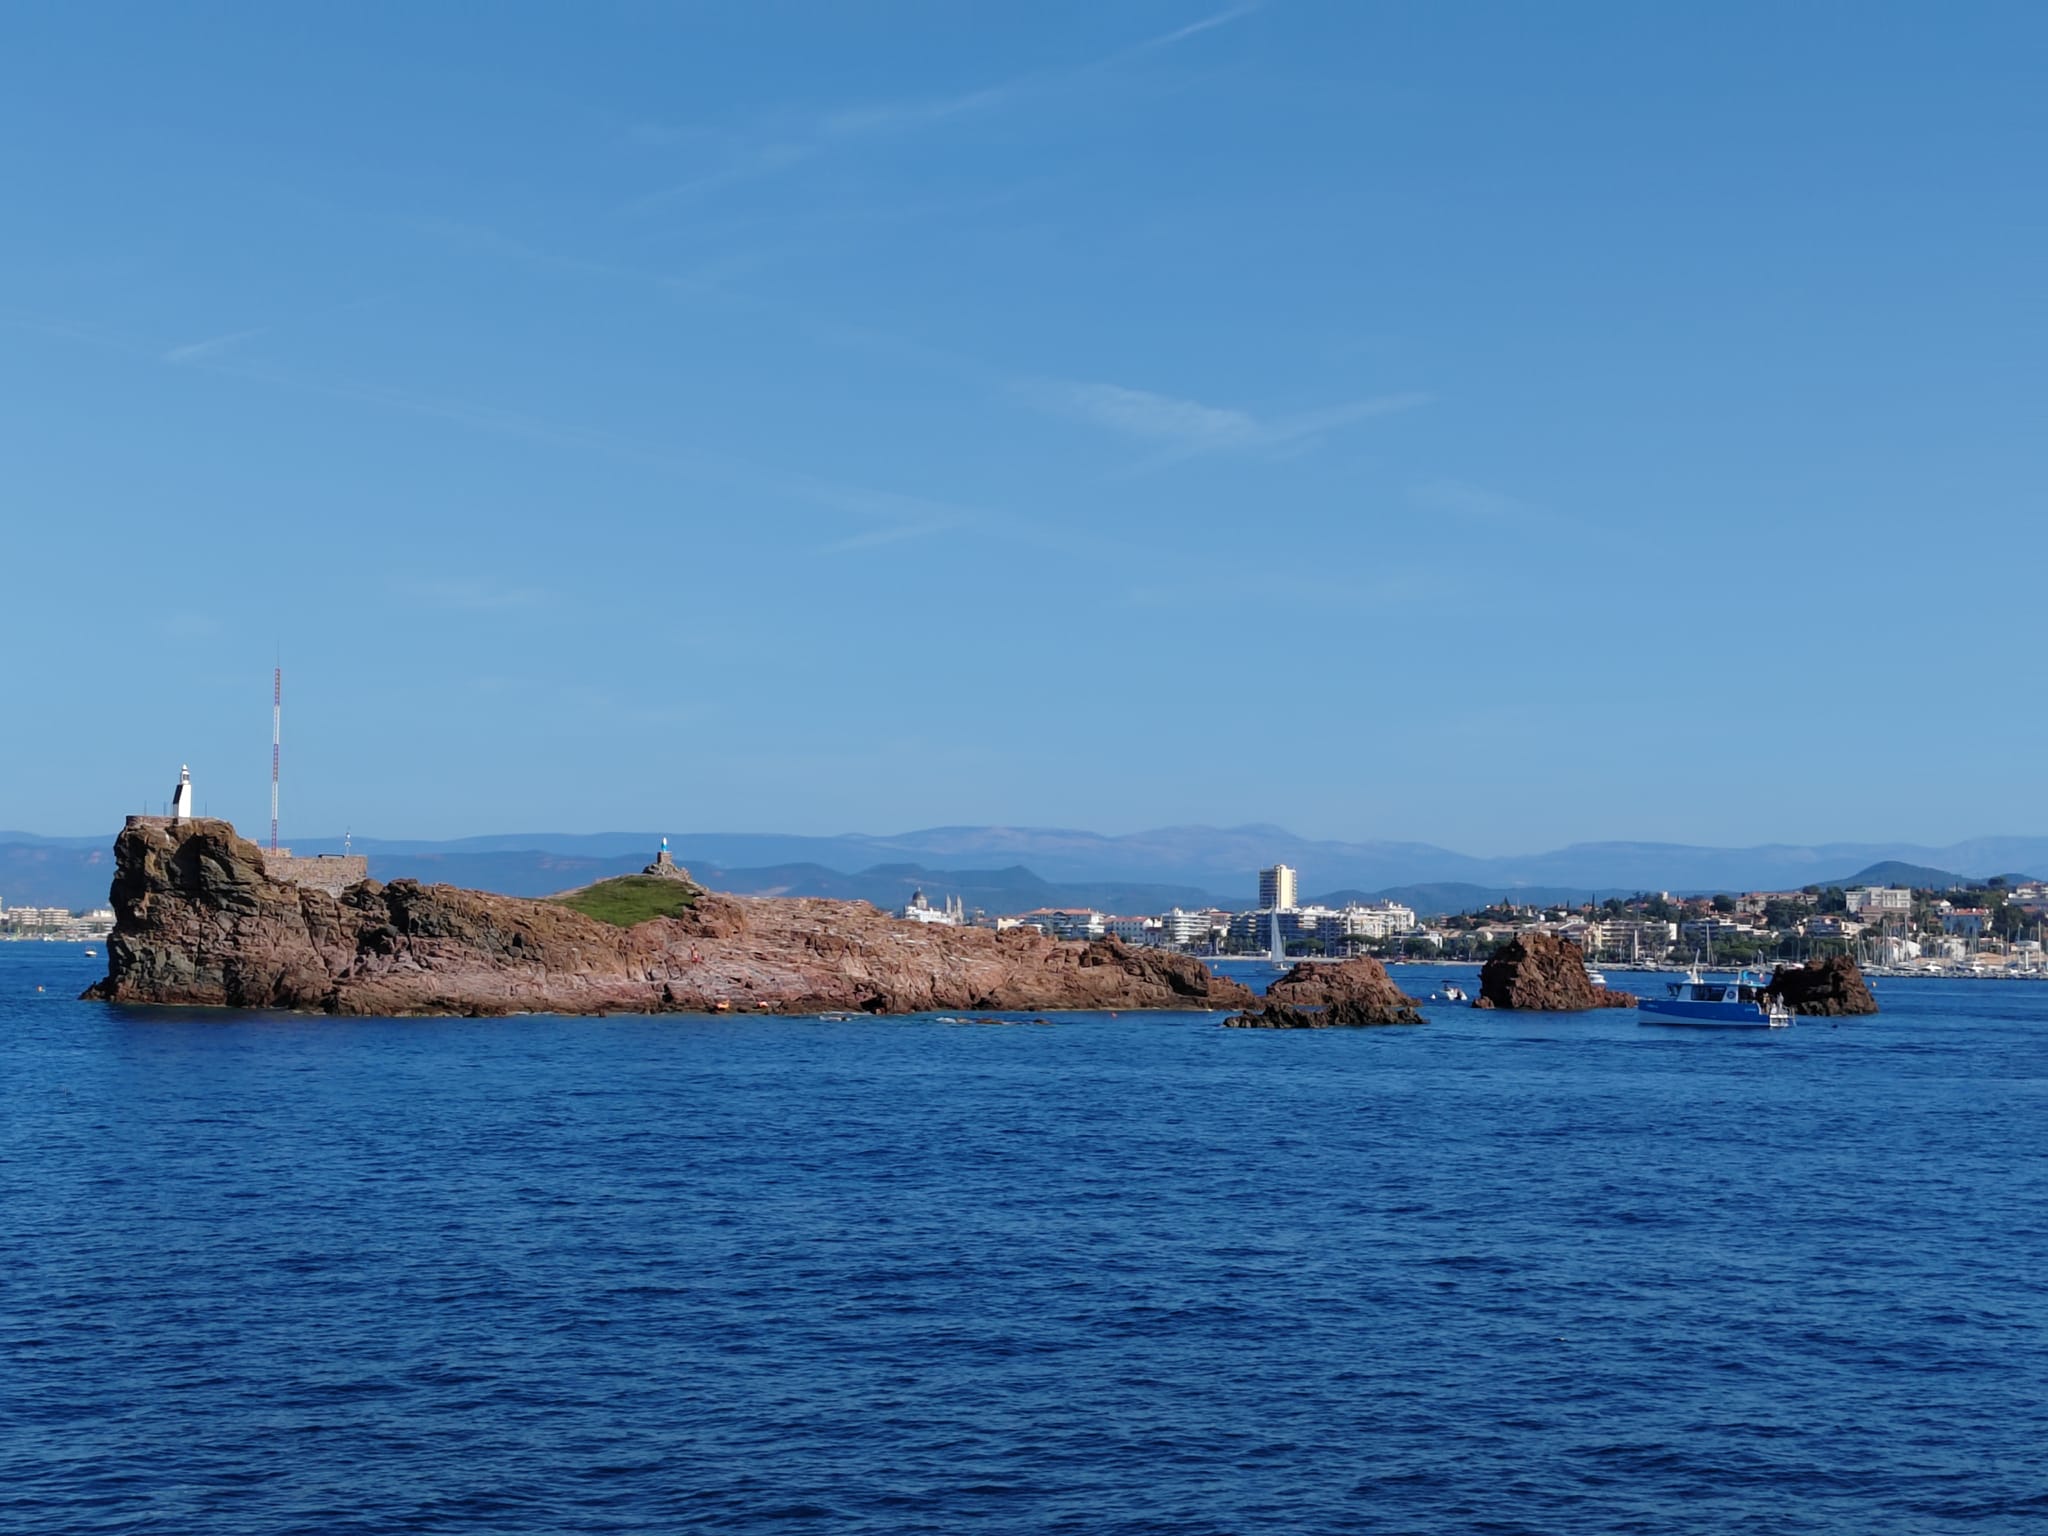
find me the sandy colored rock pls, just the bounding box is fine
[1475,933,1636,1010]
[84,818,1257,1018]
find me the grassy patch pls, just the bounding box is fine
[552,875,697,927]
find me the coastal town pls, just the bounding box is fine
[12,834,2045,981]
[0,899,113,943]
[909,862,2048,979]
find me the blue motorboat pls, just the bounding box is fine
[1638,967,1792,1028]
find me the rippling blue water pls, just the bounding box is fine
[4,945,2045,1534]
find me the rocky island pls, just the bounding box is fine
[1224,957,1425,1028]
[1474,933,1637,1010]
[84,818,1256,1018]
[1764,955,1880,1016]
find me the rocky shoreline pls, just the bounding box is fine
[84,818,1256,1018]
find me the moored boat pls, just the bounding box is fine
[1638,967,1791,1028]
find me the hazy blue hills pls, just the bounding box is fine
[1843,861,1969,889]
[320,826,2048,896]
[5,823,2044,915]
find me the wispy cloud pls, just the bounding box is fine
[163,327,268,365]
[628,4,1261,211]
[815,516,968,556]
[1038,379,1429,463]
[1409,477,1580,533]
[1136,2,1265,52]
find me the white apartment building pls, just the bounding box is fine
[1845,887,1913,916]
[1021,908,1107,941]
[1257,864,1298,912]
[1330,901,1417,940]
[1585,919,1677,960]
[0,902,115,939]
[1162,908,1224,946]
[1102,915,1164,945]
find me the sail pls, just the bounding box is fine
[1269,911,1285,965]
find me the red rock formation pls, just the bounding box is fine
[1474,934,1637,1010]
[84,818,1256,1018]
[1764,955,1878,1016]
[1223,957,1425,1028]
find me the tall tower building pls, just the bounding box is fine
[1258,863,1298,912]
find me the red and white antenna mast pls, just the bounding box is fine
[271,666,282,853]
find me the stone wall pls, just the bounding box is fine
[265,852,370,897]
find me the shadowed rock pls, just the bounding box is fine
[1475,933,1636,1010]
[1224,957,1425,1028]
[1764,955,1878,1016]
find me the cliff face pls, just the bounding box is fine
[1765,956,1879,1016]
[1474,934,1637,1010]
[84,819,1256,1018]
[1224,957,1425,1028]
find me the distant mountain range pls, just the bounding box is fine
[3,823,2042,917]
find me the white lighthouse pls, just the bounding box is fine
[171,765,194,822]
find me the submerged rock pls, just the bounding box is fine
[1764,955,1878,1016]
[1475,934,1636,1011]
[1224,957,1425,1028]
[83,817,1258,1019]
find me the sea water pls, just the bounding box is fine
[3,944,2044,1534]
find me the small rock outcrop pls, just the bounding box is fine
[84,817,1258,1018]
[1474,934,1637,1010]
[1224,957,1425,1028]
[1764,955,1878,1016]
[643,847,695,883]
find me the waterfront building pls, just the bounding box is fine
[1803,915,1867,939]
[1102,915,1164,945]
[1329,901,1417,940]
[0,902,116,940]
[900,888,964,926]
[1845,886,1914,916]
[1020,908,1107,941]
[1257,864,1298,913]
[1161,908,1224,947]
[1585,919,1677,961]
[1942,908,1990,939]
[1679,917,1763,947]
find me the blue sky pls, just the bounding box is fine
[4,2,2044,851]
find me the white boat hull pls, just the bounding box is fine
[1638,999,1790,1028]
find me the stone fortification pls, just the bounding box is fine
[121,817,371,899]
[85,818,1257,1018]
[265,851,370,897]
